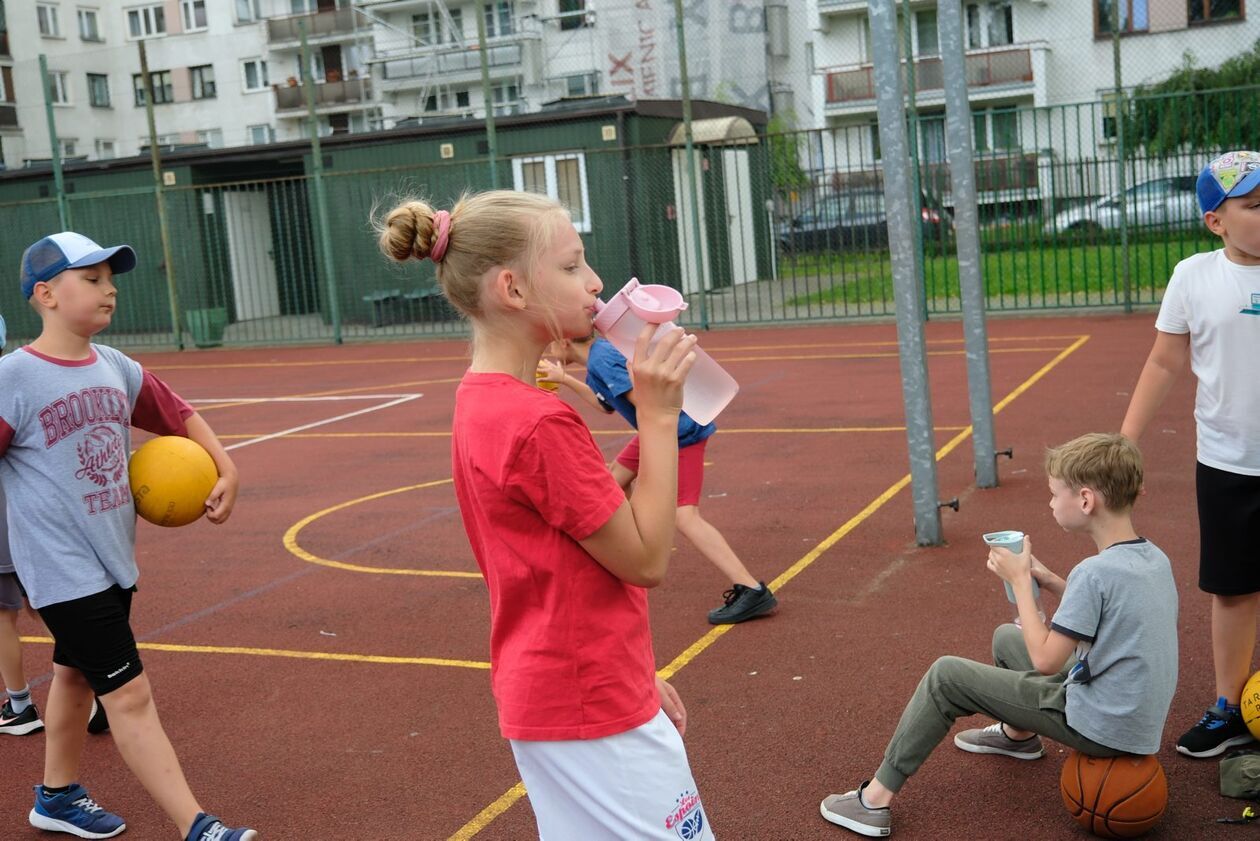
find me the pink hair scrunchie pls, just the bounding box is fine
[429,210,452,263]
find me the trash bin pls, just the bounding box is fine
[185,307,228,348]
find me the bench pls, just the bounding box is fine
[404,287,455,322]
[362,288,403,327]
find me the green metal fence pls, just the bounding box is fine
[0,88,1247,350]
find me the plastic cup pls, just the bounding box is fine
[536,364,559,392]
[983,530,1040,603]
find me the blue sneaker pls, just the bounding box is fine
[1176,696,1256,758]
[186,812,259,841]
[28,783,126,839]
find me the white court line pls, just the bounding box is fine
[188,395,420,403]
[223,395,423,452]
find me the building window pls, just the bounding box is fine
[484,1,514,37]
[235,0,260,23]
[869,122,881,160]
[1189,0,1242,22]
[972,112,989,151]
[38,4,62,37]
[195,128,222,148]
[128,4,166,38]
[181,0,207,31]
[242,59,269,91]
[60,139,77,157]
[1101,91,1121,139]
[78,8,101,41]
[95,139,115,159]
[191,64,215,99]
[133,70,173,105]
[1097,0,1148,33]
[247,124,273,144]
[511,152,591,232]
[991,108,1019,148]
[559,0,589,30]
[297,53,325,82]
[988,1,1013,45]
[915,10,938,56]
[49,71,70,104]
[87,72,110,107]
[492,79,519,109]
[290,0,317,13]
[413,9,462,44]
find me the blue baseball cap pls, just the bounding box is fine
[0,312,6,350]
[1197,150,1260,214]
[19,232,137,299]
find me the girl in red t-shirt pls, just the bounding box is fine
[377,191,716,840]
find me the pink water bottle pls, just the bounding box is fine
[592,278,739,425]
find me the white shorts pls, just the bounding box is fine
[510,709,715,841]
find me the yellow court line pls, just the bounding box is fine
[19,636,490,670]
[217,425,971,440]
[283,478,481,578]
[447,334,1092,840]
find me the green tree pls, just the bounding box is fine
[767,112,809,190]
[1123,39,1260,157]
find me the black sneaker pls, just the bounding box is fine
[708,582,777,625]
[0,698,44,736]
[1176,697,1256,758]
[87,698,110,735]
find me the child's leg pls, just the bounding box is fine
[1212,592,1260,703]
[0,606,26,693]
[100,673,202,835]
[675,506,758,588]
[42,664,94,786]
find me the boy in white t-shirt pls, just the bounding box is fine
[1122,149,1260,758]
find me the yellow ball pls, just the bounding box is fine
[1242,671,1260,741]
[129,436,218,527]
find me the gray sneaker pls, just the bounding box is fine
[819,782,891,837]
[954,722,1044,759]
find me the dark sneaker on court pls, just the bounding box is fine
[29,783,125,839]
[954,722,1044,759]
[87,698,110,735]
[708,582,777,624]
[820,782,891,837]
[0,698,45,736]
[1177,697,1256,758]
[186,812,259,841]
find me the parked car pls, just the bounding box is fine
[777,189,952,255]
[1044,176,1199,235]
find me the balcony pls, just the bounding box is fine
[826,45,1035,106]
[817,0,868,14]
[274,77,372,112]
[0,104,17,129]
[268,8,357,46]
[376,41,530,88]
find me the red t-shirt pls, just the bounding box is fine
[452,371,660,741]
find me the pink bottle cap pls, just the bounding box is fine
[625,283,687,324]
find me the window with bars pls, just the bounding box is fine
[191,64,215,99]
[87,73,110,107]
[1188,0,1243,22]
[511,153,591,232]
[133,69,173,105]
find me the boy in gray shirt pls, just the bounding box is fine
[0,233,256,841]
[819,433,1178,837]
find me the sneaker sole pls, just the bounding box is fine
[954,735,1044,760]
[819,800,890,837]
[1176,733,1256,758]
[707,597,779,625]
[0,720,45,736]
[28,809,126,839]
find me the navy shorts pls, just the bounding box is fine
[1197,462,1260,596]
[37,585,144,695]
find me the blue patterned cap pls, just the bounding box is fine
[19,232,137,299]
[1197,151,1260,214]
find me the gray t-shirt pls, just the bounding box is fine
[0,345,191,608]
[0,481,12,575]
[1051,538,1179,755]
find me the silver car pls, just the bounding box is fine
[1045,176,1200,234]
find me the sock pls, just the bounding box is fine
[41,785,71,798]
[5,685,31,714]
[857,785,886,811]
[1217,696,1242,715]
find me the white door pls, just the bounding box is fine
[672,148,711,296]
[224,189,281,321]
[722,148,756,285]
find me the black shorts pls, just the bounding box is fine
[37,585,144,695]
[1197,462,1260,595]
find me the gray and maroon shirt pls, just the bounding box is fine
[0,345,193,608]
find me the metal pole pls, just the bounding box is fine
[300,21,343,344]
[901,0,928,320]
[871,0,943,545]
[939,0,997,488]
[138,40,182,350]
[674,0,708,329]
[1111,0,1131,312]
[475,7,499,187]
[38,55,70,229]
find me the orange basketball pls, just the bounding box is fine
[129,436,218,528]
[1060,751,1167,838]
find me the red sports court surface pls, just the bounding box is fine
[1,313,1237,839]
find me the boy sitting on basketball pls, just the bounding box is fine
[819,433,1178,837]
[0,233,256,840]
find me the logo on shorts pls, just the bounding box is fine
[75,425,126,487]
[664,790,705,840]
